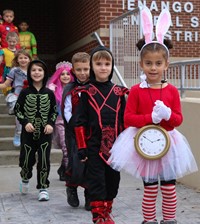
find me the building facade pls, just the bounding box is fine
[1,0,200,73]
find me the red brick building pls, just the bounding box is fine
[1,0,200,73]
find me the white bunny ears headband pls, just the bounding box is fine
[140,6,171,56]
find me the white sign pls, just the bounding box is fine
[123,0,199,42]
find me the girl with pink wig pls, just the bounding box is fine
[48,61,74,181]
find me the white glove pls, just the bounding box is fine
[151,109,162,124]
[154,100,171,121]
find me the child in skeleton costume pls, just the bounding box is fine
[47,61,74,181]
[108,7,198,224]
[14,60,57,201]
[74,46,129,224]
[62,52,91,210]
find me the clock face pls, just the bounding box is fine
[134,125,170,160]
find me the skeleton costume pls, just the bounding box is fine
[74,46,129,223]
[14,60,57,189]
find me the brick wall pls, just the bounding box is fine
[1,0,57,54]
[57,0,200,59]
[56,0,100,51]
[122,0,200,58]
[1,0,200,74]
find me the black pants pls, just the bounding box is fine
[87,148,120,202]
[143,179,176,186]
[19,131,52,189]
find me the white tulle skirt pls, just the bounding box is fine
[108,127,198,183]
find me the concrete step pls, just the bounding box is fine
[0,103,9,114]
[0,125,15,138]
[0,93,5,103]
[0,149,63,166]
[0,114,15,125]
[0,93,63,165]
[0,137,17,151]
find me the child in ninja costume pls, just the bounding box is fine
[74,46,129,223]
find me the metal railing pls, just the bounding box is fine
[109,8,142,88]
[166,59,200,97]
[91,5,200,98]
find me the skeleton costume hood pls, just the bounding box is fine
[27,59,49,89]
[14,59,57,128]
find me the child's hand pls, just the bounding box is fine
[152,110,161,124]
[156,104,171,121]
[154,100,171,121]
[25,123,35,132]
[44,124,53,134]
[77,148,88,162]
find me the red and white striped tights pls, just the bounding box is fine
[142,184,177,222]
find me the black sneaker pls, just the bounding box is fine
[57,165,66,181]
[84,196,91,211]
[66,186,79,207]
[84,188,91,211]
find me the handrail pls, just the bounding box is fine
[91,31,200,98]
[170,59,200,65]
[167,59,200,97]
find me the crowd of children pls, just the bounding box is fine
[0,6,198,224]
[0,9,37,83]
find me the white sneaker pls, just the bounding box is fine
[19,180,29,194]
[13,134,21,147]
[38,189,49,201]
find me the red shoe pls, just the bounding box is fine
[104,213,115,224]
[95,218,105,223]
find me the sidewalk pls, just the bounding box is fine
[0,164,200,224]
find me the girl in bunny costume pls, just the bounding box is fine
[108,6,198,224]
[47,61,74,181]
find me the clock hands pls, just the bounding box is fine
[143,136,161,143]
[143,136,153,143]
[152,139,161,142]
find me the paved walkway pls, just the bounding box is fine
[0,164,200,224]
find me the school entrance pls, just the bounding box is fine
[1,0,200,74]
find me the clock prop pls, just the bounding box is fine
[134,125,170,160]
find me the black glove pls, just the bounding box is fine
[77,148,87,161]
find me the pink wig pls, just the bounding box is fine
[47,61,74,104]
